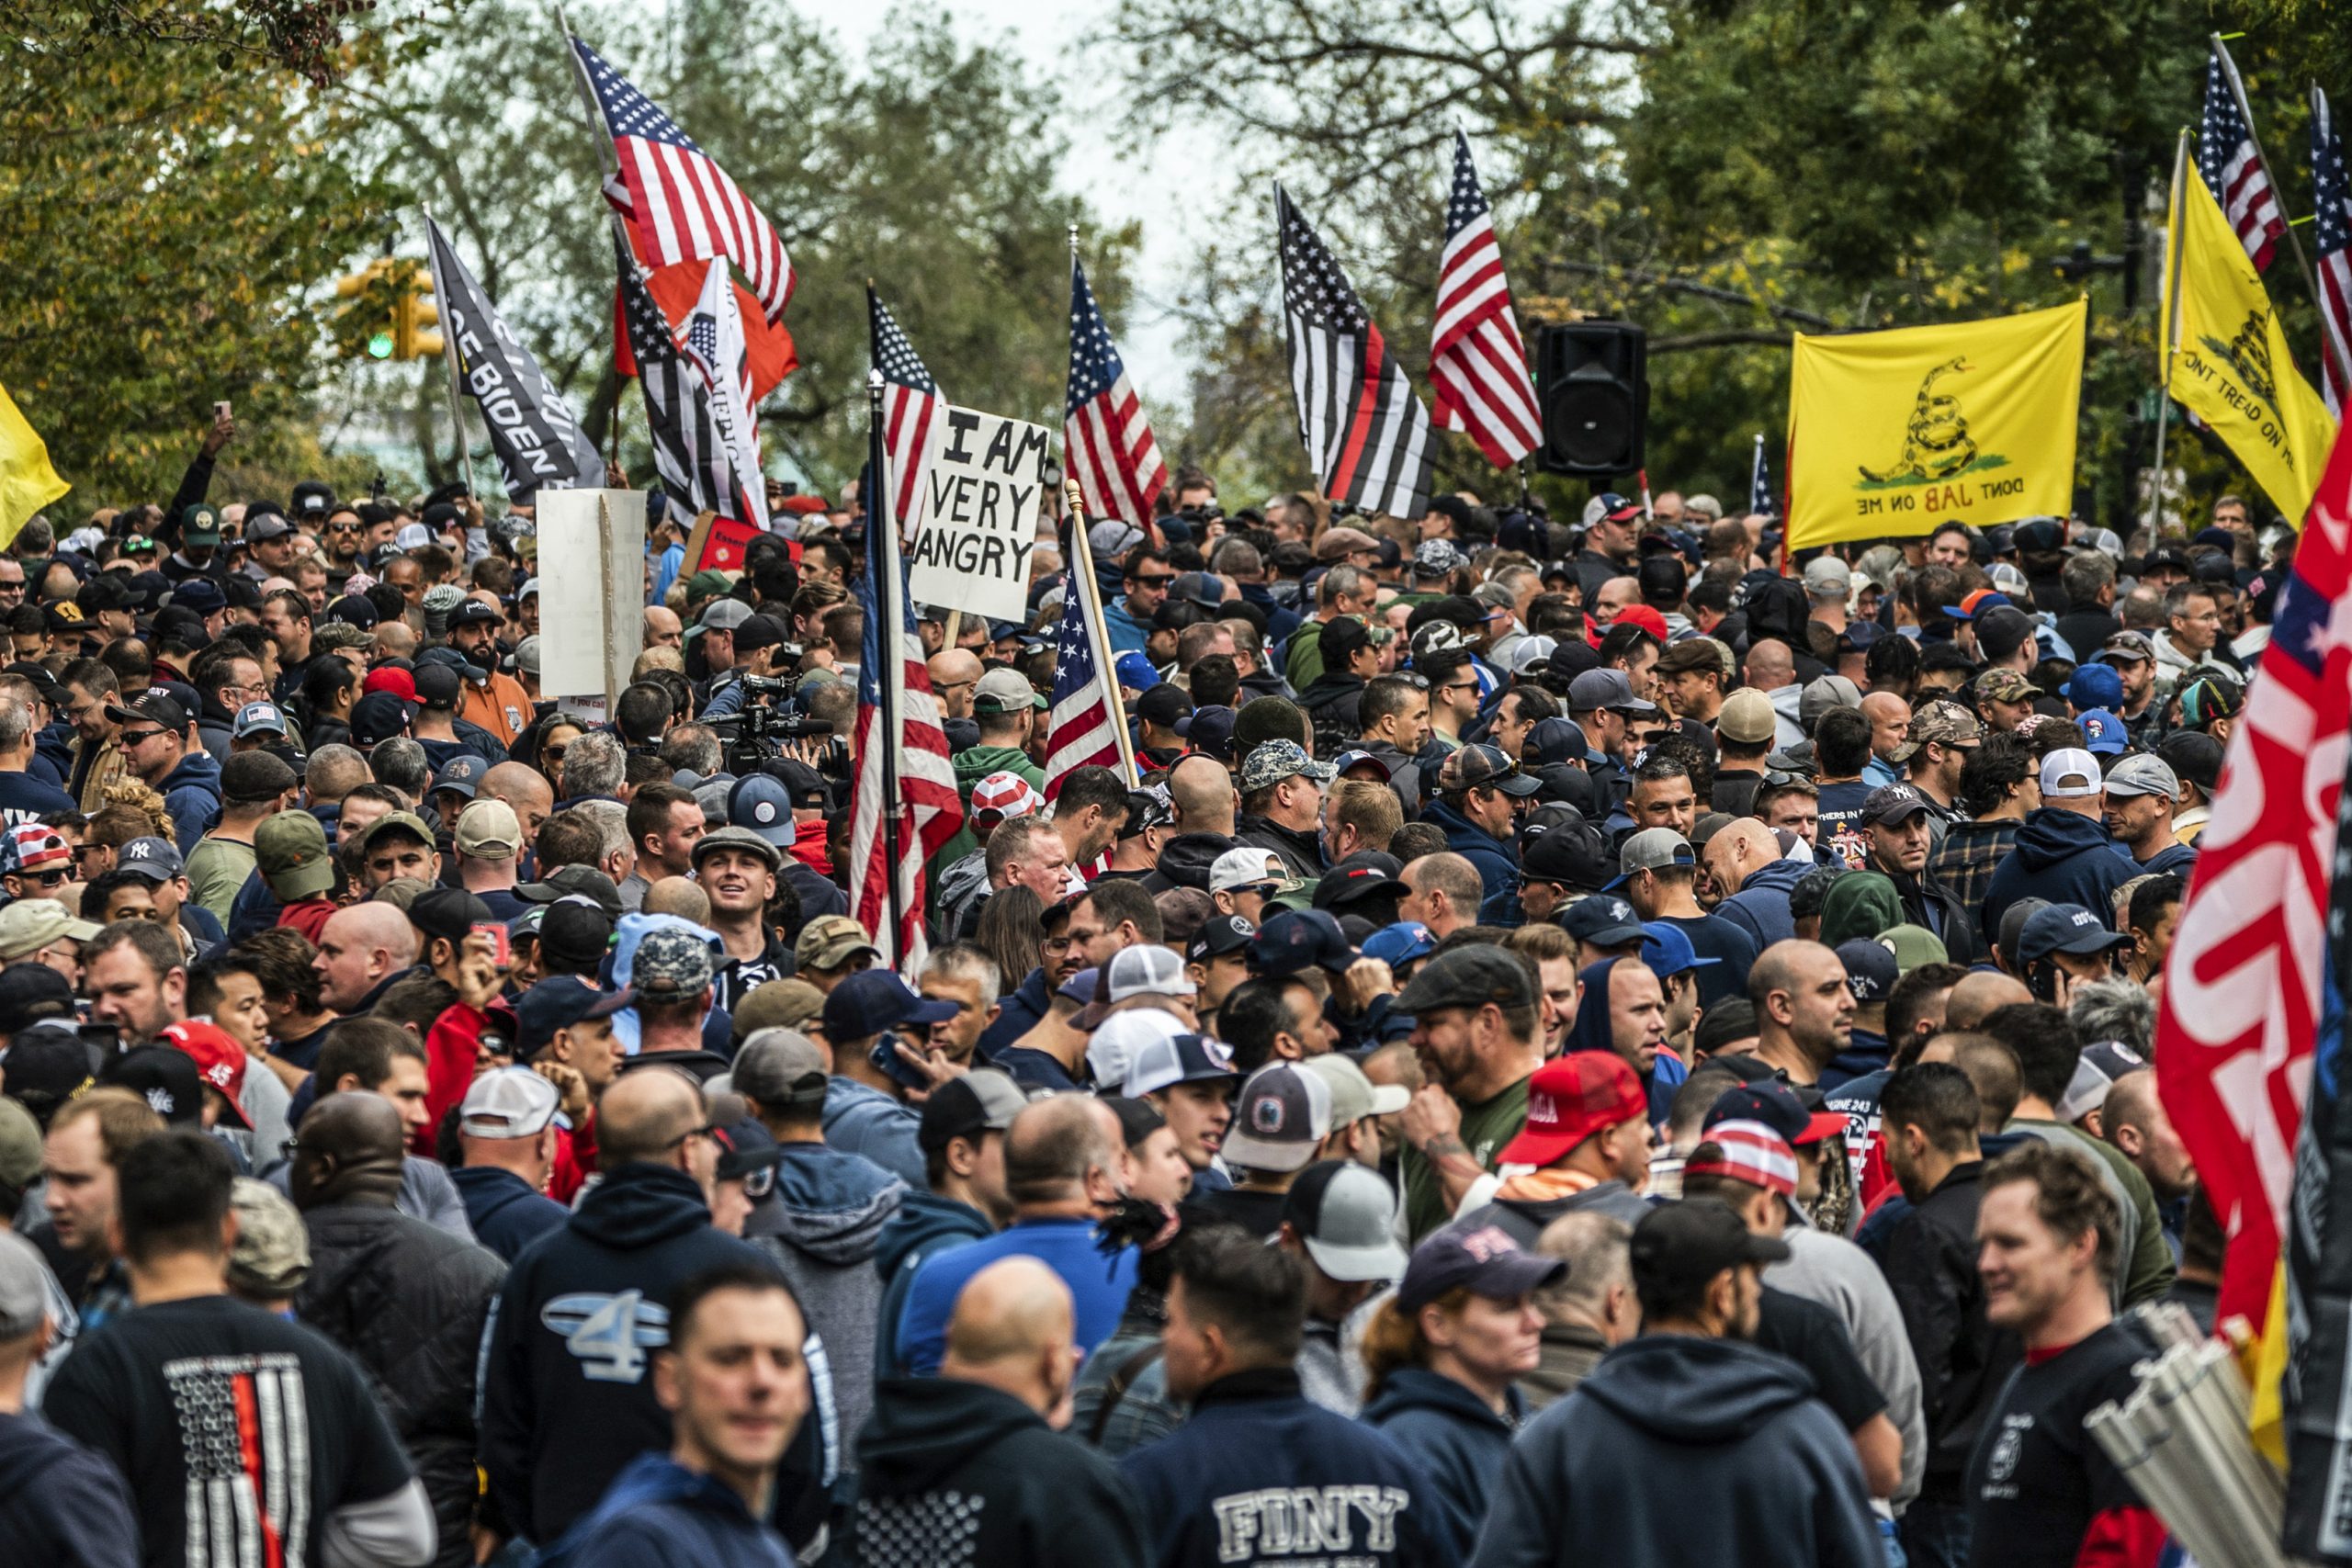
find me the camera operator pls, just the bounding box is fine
[702,615,794,720]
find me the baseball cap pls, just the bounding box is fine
[2097,630,2155,667]
[1498,1052,1647,1166]
[1318,615,1374,671]
[1221,1062,1333,1173]
[349,691,413,748]
[1715,687,1778,746]
[1113,652,1159,692]
[1860,784,1934,828]
[687,598,753,639]
[1436,742,1541,798]
[1561,894,1645,948]
[1360,921,1436,967]
[1398,1222,1566,1313]
[1119,1032,1238,1098]
[114,835,184,882]
[2018,903,2131,966]
[101,1045,204,1126]
[225,1177,310,1300]
[1890,699,1981,762]
[1248,908,1355,976]
[797,914,882,973]
[1799,674,1862,727]
[1566,668,1657,716]
[1974,668,2036,706]
[1210,846,1285,895]
[2158,731,2224,795]
[255,811,335,900]
[2101,754,2180,801]
[1705,1080,1845,1146]
[1686,1120,1802,1198]
[459,1067,561,1138]
[455,798,523,860]
[917,1066,1028,1153]
[2064,663,2124,712]
[159,1021,253,1128]
[233,701,288,739]
[2037,748,2104,799]
[2179,672,2245,730]
[1394,943,1537,1020]
[1281,1160,1408,1281]
[1801,557,1850,599]
[0,1232,46,1338]
[2075,710,2129,755]
[729,774,797,847]
[1301,1052,1410,1123]
[0,898,98,962]
[1521,822,1613,892]
[407,887,495,951]
[180,503,224,547]
[1410,540,1465,580]
[1314,852,1405,912]
[0,824,67,879]
[1103,943,1198,1003]
[1834,938,1898,1005]
[1881,924,1949,974]
[2056,1041,2147,1123]
[429,755,488,802]
[730,1028,831,1110]
[769,761,829,812]
[1187,913,1258,964]
[822,969,956,1041]
[1238,739,1335,794]
[1178,705,1237,761]
[1640,920,1717,980]
[515,977,632,1056]
[106,689,189,730]
[629,923,716,998]
[1629,1201,1792,1297]
[1606,828,1695,891]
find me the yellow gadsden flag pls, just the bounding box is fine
[2163,162,2337,524]
[1787,299,2085,552]
[0,385,67,548]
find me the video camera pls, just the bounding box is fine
[708,673,837,778]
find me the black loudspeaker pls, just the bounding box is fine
[1535,321,1647,477]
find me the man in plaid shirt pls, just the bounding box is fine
[1927,731,2041,947]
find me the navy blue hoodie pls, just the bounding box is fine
[869,1188,994,1381]
[1359,1368,1522,1563]
[1716,855,1810,950]
[1421,795,1521,927]
[451,1165,569,1264]
[1121,1366,1451,1567]
[156,747,222,855]
[479,1163,829,1547]
[1980,808,2137,948]
[0,1409,140,1568]
[978,966,1053,1060]
[533,1451,793,1568]
[1468,1335,1880,1568]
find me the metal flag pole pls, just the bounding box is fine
[2149,130,2192,538]
[1061,477,1140,786]
[866,366,908,964]
[2213,35,2352,393]
[419,207,484,502]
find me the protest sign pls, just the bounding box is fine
[1786,299,2085,551]
[905,406,1049,621]
[537,488,646,705]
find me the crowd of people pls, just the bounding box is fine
[0,412,2267,1567]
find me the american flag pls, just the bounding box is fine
[677,257,770,530]
[1276,184,1437,520]
[869,288,946,543]
[2314,87,2352,416]
[614,231,761,524]
[2156,412,2352,1331]
[1043,518,1125,801]
[164,1353,312,1568]
[1428,132,1541,468]
[571,36,795,322]
[1749,433,1776,517]
[1064,257,1166,526]
[2201,44,2285,273]
[849,347,963,972]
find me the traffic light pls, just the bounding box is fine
[331,258,442,361]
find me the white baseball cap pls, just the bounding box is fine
[1085,1008,1188,1091]
[1209,846,1285,894]
[459,1066,560,1138]
[2038,747,2105,799]
[1105,944,1198,1002]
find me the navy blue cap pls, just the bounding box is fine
[1397,1221,1566,1312]
[516,977,633,1057]
[822,969,958,1041]
[1704,1080,1845,1145]
[1833,938,1898,1004]
[171,579,225,615]
[2018,904,2132,965]
[323,594,379,629]
[1361,921,1436,967]
[1561,894,1645,947]
[729,773,795,848]
[1177,705,1237,761]
[1249,908,1355,976]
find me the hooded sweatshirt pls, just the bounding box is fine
[852,1377,1149,1568]
[821,1077,925,1190]
[870,1189,996,1381]
[1359,1368,1522,1563]
[1716,854,1810,950]
[157,746,223,855]
[1980,808,2137,948]
[0,1411,140,1568]
[1138,831,1236,895]
[480,1162,831,1546]
[1818,871,1903,949]
[745,1142,903,1464]
[535,1451,795,1568]
[451,1164,570,1264]
[1470,1335,1883,1568]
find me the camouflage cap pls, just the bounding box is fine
[630,924,716,998]
[1890,698,1983,762]
[227,1177,311,1299]
[1974,668,2036,705]
[1238,739,1335,794]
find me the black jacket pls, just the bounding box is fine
[478,1163,829,1547]
[0,1409,140,1568]
[1232,814,1325,881]
[296,1201,507,1568]
[851,1376,1149,1567]
[1871,859,1985,966]
[1138,831,1236,895]
[1876,1161,2020,1495]
[1297,671,1367,759]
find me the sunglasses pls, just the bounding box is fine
[17,868,66,886]
[119,728,167,747]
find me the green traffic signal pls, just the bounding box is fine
[367,330,396,360]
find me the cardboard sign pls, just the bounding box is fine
[905,406,1049,621]
[537,488,647,701]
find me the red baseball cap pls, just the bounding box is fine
[1498,1052,1647,1168]
[362,668,418,704]
[1611,604,1672,643]
[161,1021,253,1129]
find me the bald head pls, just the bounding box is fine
[482,761,555,829]
[1167,754,1236,834]
[1746,637,1793,689]
[1860,692,1907,723]
[289,1090,406,1210]
[597,1066,706,1167]
[1945,971,2032,1032]
[643,875,711,924]
[1703,818,1781,894]
[321,901,418,974]
[944,1257,1074,1367]
[1003,1093,1120,1207]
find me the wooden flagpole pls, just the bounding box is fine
[1061,476,1140,786]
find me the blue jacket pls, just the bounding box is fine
[895,1214,1135,1377]
[479,1163,829,1547]
[157,748,222,855]
[1121,1367,1452,1568]
[1980,808,2138,946]
[820,1077,924,1190]
[536,1452,793,1568]
[2140,840,2199,878]
[870,1189,995,1381]
[1103,597,1148,656]
[1468,1336,1879,1568]
[1716,856,1809,951]
[978,966,1053,1060]
[1421,796,1521,926]
[451,1165,569,1264]
[0,1408,141,1568]
[1238,581,1302,648]
[1360,1369,1521,1564]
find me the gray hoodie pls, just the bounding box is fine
[746,1141,905,1466]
